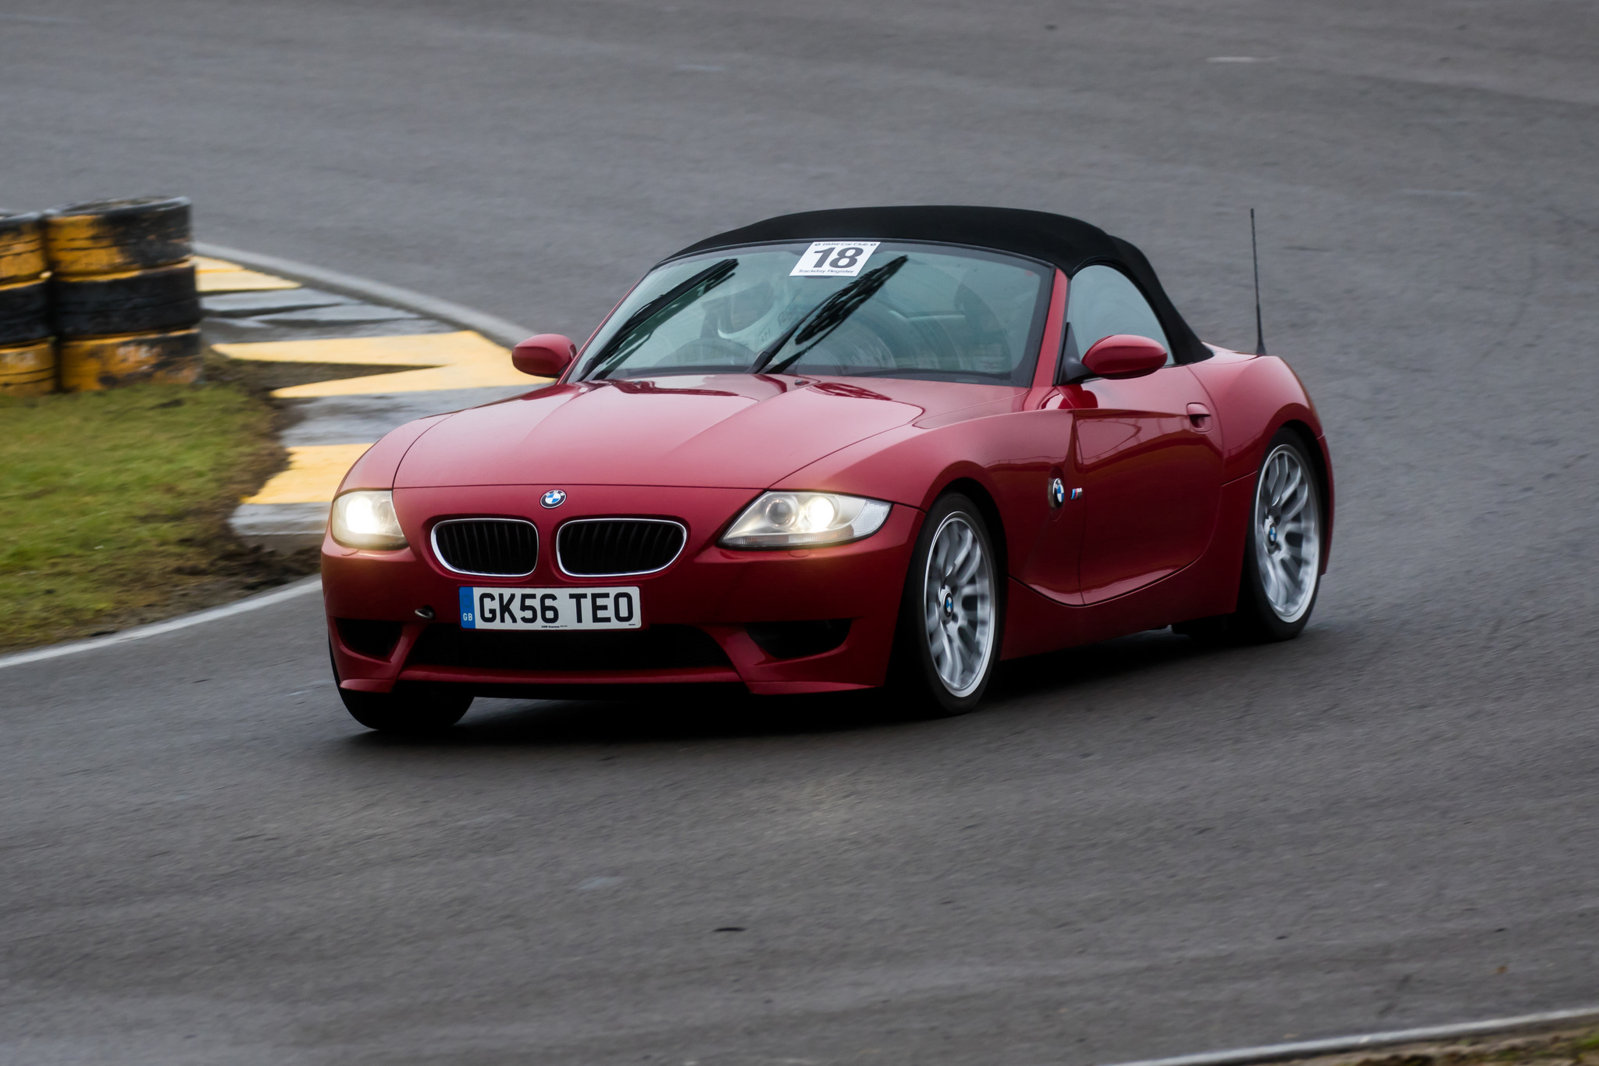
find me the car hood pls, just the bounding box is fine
[393,374,1004,489]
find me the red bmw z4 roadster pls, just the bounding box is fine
[322,207,1332,731]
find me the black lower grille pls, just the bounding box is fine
[433,519,538,576]
[408,625,729,672]
[335,618,403,661]
[746,619,851,660]
[557,519,686,576]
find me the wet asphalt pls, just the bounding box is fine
[1,2,1597,1063]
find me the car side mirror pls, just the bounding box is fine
[512,334,577,379]
[1081,334,1168,379]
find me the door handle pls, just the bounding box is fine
[1186,402,1212,429]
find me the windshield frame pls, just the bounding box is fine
[572,239,1056,388]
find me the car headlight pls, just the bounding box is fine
[330,490,408,550]
[721,491,892,549]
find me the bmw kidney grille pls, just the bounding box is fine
[557,518,687,577]
[432,519,538,577]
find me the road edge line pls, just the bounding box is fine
[0,576,323,671]
[1095,1005,1599,1066]
[194,241,533,348]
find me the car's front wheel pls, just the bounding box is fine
[892,493,1003,716]
[338,685,473,735]
[331,644,472,734]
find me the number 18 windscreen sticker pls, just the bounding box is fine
[791,241,881,277]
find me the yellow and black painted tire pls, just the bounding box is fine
[58,327,202,391]
[51,260,200,338]
[0,277,51,345]
[43,196,192,279]
[0,338,56,397]
[0,211,47,284]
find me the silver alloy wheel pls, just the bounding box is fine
[921,511,997,698]
[1253,443,1322,624]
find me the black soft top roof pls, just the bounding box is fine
[672,205,1206,365]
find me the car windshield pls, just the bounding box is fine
[574,241,1052,386]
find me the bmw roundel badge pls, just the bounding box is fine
[541,489,567,508]
[1049,477,1066,508]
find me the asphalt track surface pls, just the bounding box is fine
[3,3,1597,1063]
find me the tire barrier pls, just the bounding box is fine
[51,261,201,338]
[42,197,192,279]
[0,211,48,283]
[42,197,201,390]
[0,338,56,397]
[0,212,52,353]
[0,277,51,346]
[57,328,202,392]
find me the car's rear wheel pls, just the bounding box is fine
[891,493,1002,716]
[330,644,472,734]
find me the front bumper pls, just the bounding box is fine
[323,484,922,696]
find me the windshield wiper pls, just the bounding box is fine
[750,255,908,375]
[582,258,737,381]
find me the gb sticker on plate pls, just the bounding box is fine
[791,241,881,278]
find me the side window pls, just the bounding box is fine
[1063,264,1172,371]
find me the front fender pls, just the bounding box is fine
[777,409,1076,582]
[335,415,450,494]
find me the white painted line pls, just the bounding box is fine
[1206,56,1276,64]
[1099,1005,1599,1066]
[194,241,534,349]
[0,577,322,671]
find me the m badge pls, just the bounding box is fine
[1048,479,1082,508]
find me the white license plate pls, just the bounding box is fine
[458,586,642,631]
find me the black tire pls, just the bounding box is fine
[0,211,47,284]
[43,196,192,277]
[51,261,200,338]
[1227,428,1324,642]
[888,493,1004,717]
[0,279,50,345]
[338,685,473,735]
[58,328,202,391]
[330,643,472,734]
[0,338,56,397]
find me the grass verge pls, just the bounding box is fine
[0,355,316,651]
[1299,1027,1599,1066]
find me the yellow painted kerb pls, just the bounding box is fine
[245,443,373,505]
[213,330,541,397]
[194,255,301,293]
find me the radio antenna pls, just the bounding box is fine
[1250,208,1266,356]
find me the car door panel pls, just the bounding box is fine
[1069,365,1223,602]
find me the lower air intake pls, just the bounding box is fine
[408,625,729,671]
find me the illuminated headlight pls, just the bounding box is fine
[721,491,891,549]
[330,490,408,550]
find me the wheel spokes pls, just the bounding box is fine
[951,531,981,585]
[1253,444,1321,623]
[922,512,997,697]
